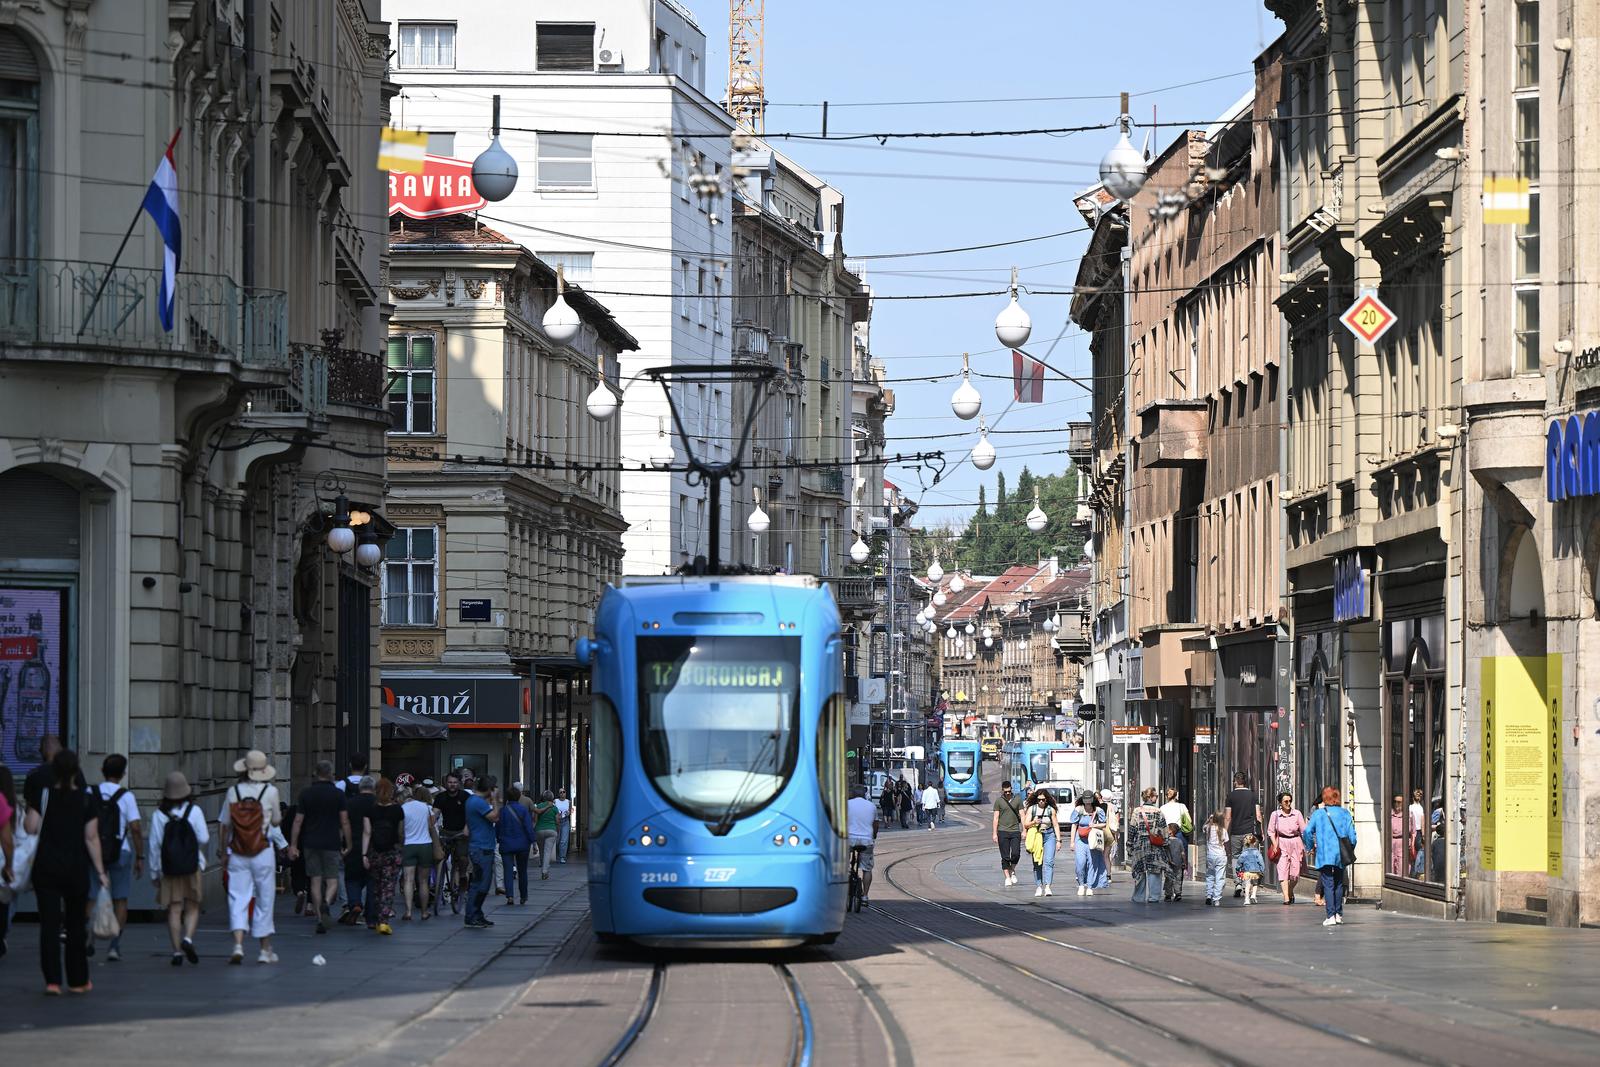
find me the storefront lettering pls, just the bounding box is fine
[1544,412,1600,502]
[396,690,473,717]
[1333,551,1370,622]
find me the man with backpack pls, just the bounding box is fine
[219,750,283,964]
[94,753,143,962]
[148,771,208,966]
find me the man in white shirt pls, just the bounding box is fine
[554,788,572,864]
[845,784,880,903]
[96,753,144,961]
[921,783,940,830]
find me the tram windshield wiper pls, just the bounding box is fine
[707,731,778,836]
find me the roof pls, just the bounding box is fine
[941,564,1056,623]
[389,214,638,352]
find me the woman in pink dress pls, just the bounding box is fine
[1388,795,1407,875]
[1266,791,1306,904]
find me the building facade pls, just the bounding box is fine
[385,0,735,575]
[0,0,391,841]
[381,216,633,814]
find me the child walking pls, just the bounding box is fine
[1203,813,1229,906]
[1236,834,1266,904]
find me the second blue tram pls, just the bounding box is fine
[940,738,982,803]
[576,575,848,948]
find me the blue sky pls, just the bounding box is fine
[691,0,1271,531]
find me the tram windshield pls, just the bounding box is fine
[1028,751,1051,785]
[947,749,976,782]
[637,635,801,822]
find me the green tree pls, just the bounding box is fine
[950,466,1085,573]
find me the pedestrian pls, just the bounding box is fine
[23,734,86,812]
[148,771,208,965]
[1162,823,1187,901]
[1408,788,1427,876]
[341,775,377,925]
[1202,812,1228,906]
[218,749,283,964]
[1387,794,1409,876]
[1099,787,1121,866]
[1223,772,1261,898]
[288,759,352,935]
[1023,788,1060,896]
[845,783,880,905]
[1266,791,1307,905]
[554,787,572,863]
[1305,785,1357,927]
[921,781,940,830]
[0,764,17,959]
[26,748,108,994]
[897,778,913,829]
[401,784,437,920]
[991,779,1023,887]
[93,753,143,962]
[362,776,405,934]
[532,790,560,878]
[433,772,472,905]
[1158,787,1192,848]
[463,776,500,927]
[496,784,534,904]
[1236,834,1265,904]
[879,777,897,830]
[936,780,947,824]
[335,753,368,794]
[1069,791,1109,894]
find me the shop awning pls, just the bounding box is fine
[381,702,450,741]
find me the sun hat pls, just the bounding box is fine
[163,770,192,801]
[233,749,277,782]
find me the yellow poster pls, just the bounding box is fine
[1482,656,1554,872]
[1547,655,1562,878]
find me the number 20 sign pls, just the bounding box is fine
[1340,288,1398,346]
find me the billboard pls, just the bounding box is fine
[0,587,68,764]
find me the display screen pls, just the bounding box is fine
[947,750,976,782]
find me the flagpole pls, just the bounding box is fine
[77,128,181,337]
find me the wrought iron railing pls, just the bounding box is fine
[733,321,770,363]
[0,260,286,367]
[325,345,386,408]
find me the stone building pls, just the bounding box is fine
[380,215,633,811]
[0,0,391,839]
[1459,0,1598,927]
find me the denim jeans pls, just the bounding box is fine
[501,848,529,902]
[345,863,369,918]
[1318,864,1345,918]
[1074,837,1107,888]
[1205,847,1228,901]
[1033,829,1057,886]
[467,847,495,923]
[557,820,571,862]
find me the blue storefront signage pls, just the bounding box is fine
[1333,551,1371,623]
[1547,413,1600,502]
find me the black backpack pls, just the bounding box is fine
[161,803,200,876]
[97,786,128,866]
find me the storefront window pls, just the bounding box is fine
[1383,616,1446,891]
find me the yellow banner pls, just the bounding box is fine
[379,128,428,174]
[1482,176,1531,225]
[1481,656,1557,872]
[1547,655,1562,878]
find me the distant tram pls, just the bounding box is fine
[939,737,983,803]
[576,575,848,948]
[1000,740,1087,801]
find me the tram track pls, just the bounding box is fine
[596,960,814,1067]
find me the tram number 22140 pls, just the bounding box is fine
[640,872,680,884]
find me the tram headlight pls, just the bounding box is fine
[640,834,653,846]
[787,834,800,847]
[773,834,785,846]
[656,835,667,846]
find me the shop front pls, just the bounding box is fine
[381,673,529,787]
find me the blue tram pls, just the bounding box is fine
[939,738,982,803]
[1000,740,1087,802]
[575,575,848,948]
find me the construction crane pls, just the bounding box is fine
[726,0,765,133]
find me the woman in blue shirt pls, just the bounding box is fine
[1070,793,1110,894]
[496,785,535,906]
[1304,785,1357,927]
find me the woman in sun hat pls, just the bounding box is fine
[148,770,209,967]
[218,750,283,964]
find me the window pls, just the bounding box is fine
[679,259,691,319]
[387,334,436,434]
[1514,96,1539,180]
[587,694,622,834]
[0,27,40,277]
[696,266,706,326]
[1515,193,1540,280]
[712,275,723,333]
[536,251,593,282]
[536,23,594,71]
[537,133,593,189]
[820,519,832,577]
[1383,615,1447,890]
[1514,287,1540,375]
[383,527,438,626]
[1515,1,1538,89]
[397,23,455,68]
[818,695,847,836]
[1513,3,1540,376]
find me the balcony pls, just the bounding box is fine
[733,321,770,365]
[1136,399,1208,467]
[753,445,784,493]
[0,260,286,368]
[242,343,330,423]
[1066,421,1093,465]
[326,345,386,408]
[803,465,844,496]
[776,340,803,380]
[824,575,876,611]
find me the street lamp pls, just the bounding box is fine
[586,378,619,421]
[649,417,676,470]
[950,352,982,420]
[927,557,945,583]
[542,265,582,344]
[471,95,519,203]
[354,526,383,569]
[326,494,356,554]
[748,488,771,534]
[1098,92,1149,201]
[1026,486,1048,533]
[850,532,871,565]
[933,590,947,607]
[994,267,1031,348]
[949,570,965,594]
[971,420,996,471]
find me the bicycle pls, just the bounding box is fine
[432,847,464,916]
[848,845,867,913]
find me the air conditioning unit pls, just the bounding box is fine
[597,48,622,69]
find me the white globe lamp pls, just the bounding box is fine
[995,270,1032,349]
[585,381,618,421]
[747,503,771,534]
[850,534,871,565]
[950,353,982,421]
[648,418,675,470]
[1099,95,1148,201]
[971,423,996,471]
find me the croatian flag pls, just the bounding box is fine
[140,132,182,331]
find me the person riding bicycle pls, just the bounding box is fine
[846,783,881,907]
[432,772,471,898]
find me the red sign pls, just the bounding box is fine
[388,155,487,219]
[1340,288,1398,346]
[0,636,38,659]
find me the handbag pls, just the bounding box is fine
[1088,827,1106,851]
[1267,840,1281,864]
[3,795,43,900]
[92,892,120,940]
[1339,835,1356,867]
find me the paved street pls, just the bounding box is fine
[9,794,1600,1066]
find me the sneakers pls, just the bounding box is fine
[1085,889,1094,897]
[170,952,184,967]
[181,937,199,964]
[107,943,122,963]
[1043,886,1053,897]
[1077,885,1087,896]
[258,949,279,964]
[1323,916,1339,927]
[1034,885,1044,897]
[377,923,393,935]
[1334,914,1344,925]
[464,918,491,929]
[230,946,245,965]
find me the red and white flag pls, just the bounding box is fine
[1012,351,1044,403]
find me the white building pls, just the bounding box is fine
[385,0,736,575]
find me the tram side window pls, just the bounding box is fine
[818,694,847,836]
[588,694,622,835]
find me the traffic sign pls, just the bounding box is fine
[1340,288,1397,346]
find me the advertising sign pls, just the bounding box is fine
[1333,550,1371,622]
[1545,412,1600,503]
[0,587,67,765]
[1481,655,1562,873]
[381,675,526,728]
[861,677,887,705]
[388,155,488,219]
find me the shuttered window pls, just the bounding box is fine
[536,24,594,71]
